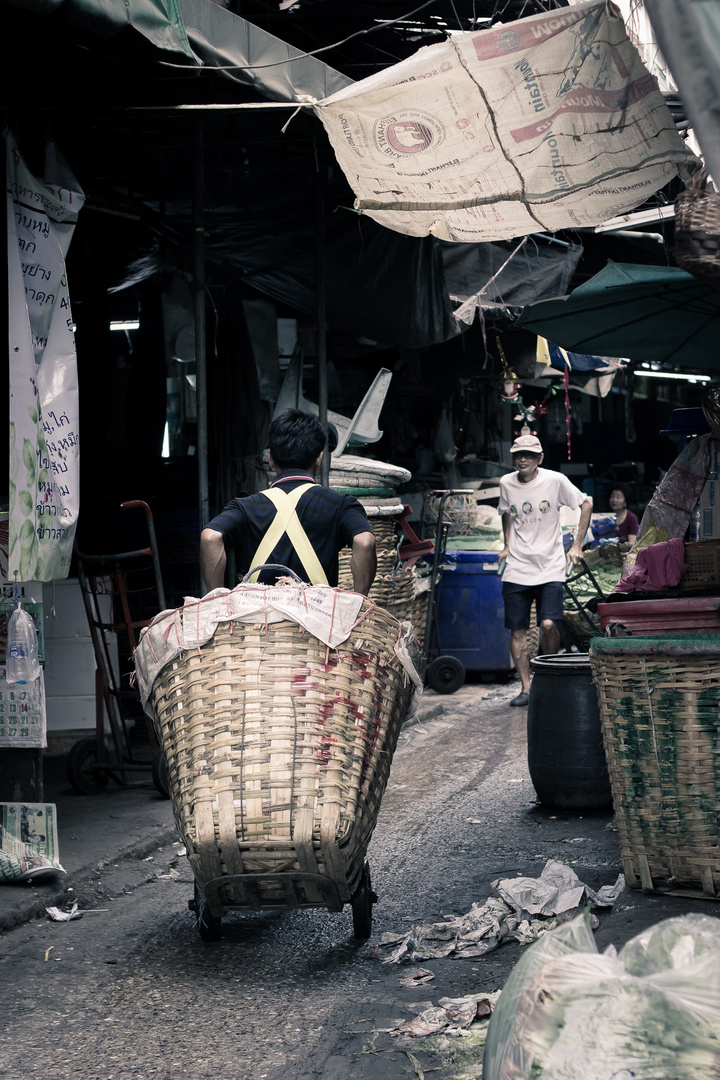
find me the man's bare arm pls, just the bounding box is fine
[350,531,376,596]
[567,497,594,565]
[200,528,227,593]
[499,512,512,562]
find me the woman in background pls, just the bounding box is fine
[609,482,638,546]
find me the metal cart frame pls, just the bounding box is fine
[419,489,476,694]
[562,556,607,647]
[66,500,169,797]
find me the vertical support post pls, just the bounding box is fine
[193,115,209,529]
[314,137,330,487]
[0,749,43,802]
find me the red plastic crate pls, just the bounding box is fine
[598,596,720,636]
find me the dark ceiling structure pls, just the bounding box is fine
[224,0,570,81]
[1,0,689,535]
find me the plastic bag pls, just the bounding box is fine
[6,607,41,685]
[482,911,597,1080]
[482,914,720,1080]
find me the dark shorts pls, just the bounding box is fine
[502,581,564,631]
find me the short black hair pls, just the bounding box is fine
[267,408,326,470]
[609,481,632,504]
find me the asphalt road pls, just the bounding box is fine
[1,682,714,1080]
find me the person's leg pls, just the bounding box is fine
[537,582,564,656]
[539,618,560,655]
[502,582,534,703]
[510,628,531,693]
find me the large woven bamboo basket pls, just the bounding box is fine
[589,635,720,897]
[149,596,415,909]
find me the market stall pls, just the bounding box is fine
[587,401,720,897]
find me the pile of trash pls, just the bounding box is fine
[377,861,624,964]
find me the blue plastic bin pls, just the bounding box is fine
[431,551,512,672]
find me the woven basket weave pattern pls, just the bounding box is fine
[589,650,720,895]
[681,542,720,589]
[674,188,720,282]
[423,492,477,536]
[151,607,412,904]
[338,518,421,632]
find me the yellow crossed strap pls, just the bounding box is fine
[248,482,328,585]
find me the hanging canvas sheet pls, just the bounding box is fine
[314,0,698,242]
[6,133,84,581]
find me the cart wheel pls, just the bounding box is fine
[426,655,465,695]
[193,881,222,942]
[66,737,110,795]
[351,860,376,939]
[151,750,170,799]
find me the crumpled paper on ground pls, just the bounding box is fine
[378,861,624,964]
[492,859,625,916]
[46,902,81,921]
[386,992,500,1038]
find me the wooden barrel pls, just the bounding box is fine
[527,653,612,810]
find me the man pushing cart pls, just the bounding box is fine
[134,411,420,941]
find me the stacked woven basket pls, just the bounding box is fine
[332,455,427,645]
[674,179,720,287]
[423,490,477,536]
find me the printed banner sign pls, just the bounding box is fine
[315,0,698,242]
[6,132,84,581]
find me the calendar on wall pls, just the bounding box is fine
[0,667,46,748]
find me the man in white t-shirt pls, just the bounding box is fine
[498,433,593,707]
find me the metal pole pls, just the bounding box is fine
[193,115,209,529]
[314,138,329,487]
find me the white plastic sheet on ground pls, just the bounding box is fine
[483,913,720,1080]
[314,0,698,242]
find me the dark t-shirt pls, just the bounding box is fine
[207,469,372,586]
[616,510,639,543]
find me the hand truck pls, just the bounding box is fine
[66,501,169,798]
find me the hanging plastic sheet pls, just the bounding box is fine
[6,132,84,582]
[442,237,582,315]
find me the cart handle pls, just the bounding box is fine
[242,563,305,584]
[120,500,166,611]
[120,499,154,522]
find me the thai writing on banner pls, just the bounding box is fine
[6,132,84,581]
